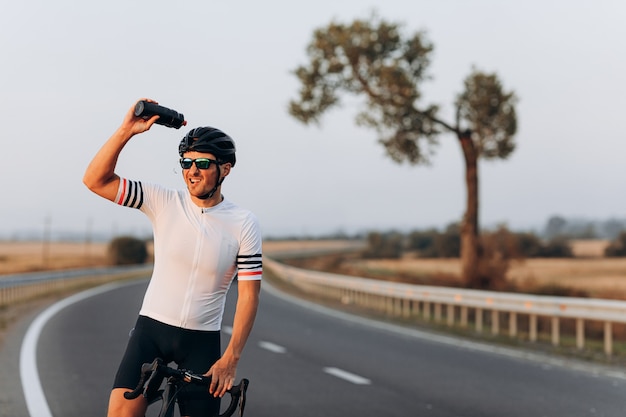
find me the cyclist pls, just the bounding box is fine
[83,99,262,417]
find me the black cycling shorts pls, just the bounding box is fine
[113,315,221,416]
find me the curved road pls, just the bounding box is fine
[19,279,626,416]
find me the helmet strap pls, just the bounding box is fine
[198,165,224,200]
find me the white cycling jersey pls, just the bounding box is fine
[114,178,262,331]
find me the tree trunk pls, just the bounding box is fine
[458,131,481,288]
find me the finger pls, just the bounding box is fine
[209,378,217,395]
[206,369,217,395]
[146,114,159,127]
[212,380,221,397]
[213,375,230,398]
[217,381,229,398]
[138,98,158,105]
[220,377,235,398]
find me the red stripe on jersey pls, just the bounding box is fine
[238,270,262,277]
[116,178,127,205]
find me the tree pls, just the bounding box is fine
[602,219,626,240]
[544,215,567,239]
[289,15,518,288]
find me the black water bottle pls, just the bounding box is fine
[134,101,186,129]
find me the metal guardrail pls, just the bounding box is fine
[0,265,153,307]
[265,256,626,356]
[4,252,625,357]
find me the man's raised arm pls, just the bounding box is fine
[83,99,158,201]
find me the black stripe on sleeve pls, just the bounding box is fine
[122,181,143,209]
[237,253,262,270]
[123,181,134,207]
[128,181,139,208]
[136,181,143,209]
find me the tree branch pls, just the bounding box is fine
[414,109,459,135]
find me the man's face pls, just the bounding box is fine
[181,151,231,201]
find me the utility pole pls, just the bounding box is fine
[84,217,93,262]
[42,215,51,268]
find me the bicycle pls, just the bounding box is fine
[124,357,249,417]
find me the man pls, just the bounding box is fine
[83,99,262,417]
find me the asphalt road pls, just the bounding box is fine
[12,279,626,416]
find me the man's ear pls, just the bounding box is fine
[221,163,232,178]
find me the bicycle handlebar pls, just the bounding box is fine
[123,358,249,417]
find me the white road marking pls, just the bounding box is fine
[323,367,371,385]
[20,281,131,417]
[263,281,626,381]
[258,341,287,354]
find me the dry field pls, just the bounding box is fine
[340,240,626,300]
[0,239,352,275]
[264,239,626,300]
[2,239,625,300]
[343,257,626,299]
[0,241,111,275]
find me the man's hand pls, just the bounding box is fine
[121,98,159,136]
[205,280,259,398]
[83,98,163,202]
[205,354,238,398]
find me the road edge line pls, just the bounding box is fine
[19,281,141,417]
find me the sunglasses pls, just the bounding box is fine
[179,158,219,170]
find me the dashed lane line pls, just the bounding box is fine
[323,367,371,385]
[254,339,371,385]
[258,341,288,354]
[224,327,288,354]
[222,326,289,354]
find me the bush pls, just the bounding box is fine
[537,237,573,258]
[514,232,544,257]
[407,229,437,254]
[431,223,461,258]
[363,231,404,259]
[108,236,148,265]
[605,232,626,257]
[361,223,579,268]
[408,223,460,258]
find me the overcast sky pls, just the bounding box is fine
[1,0,625,240]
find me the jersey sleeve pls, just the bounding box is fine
[114,178,144,209]
[114,178,172,223]
[237,213,263,281]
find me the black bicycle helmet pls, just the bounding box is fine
[178,126,236,166]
